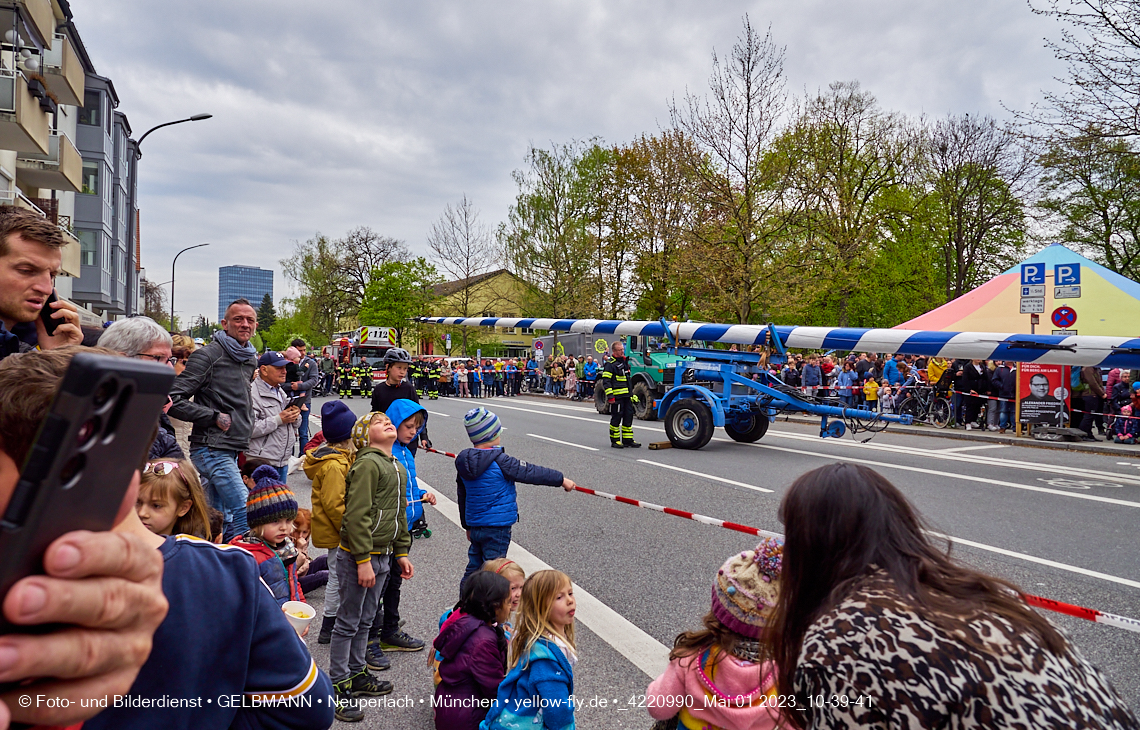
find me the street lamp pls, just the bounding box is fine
[136,114,213,157]
[171,244,209,333]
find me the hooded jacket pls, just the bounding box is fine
[385,398,428,526]
[303,444,353,549]
[434,612,506,730]
[340,446,410,564]
[227,535,304,606]
[455,447,564,529]
[168,339,257,451]
[646,650,781,730]
[480,637,575,730]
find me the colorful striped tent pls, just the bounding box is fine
[900,244,1140,337]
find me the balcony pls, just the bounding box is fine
[17,131,81,192]
[0,189,81,277]
[42,33,82,106]
[0,0,56,48]
[0,68,48,154]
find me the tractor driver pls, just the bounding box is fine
[602,340,641,449]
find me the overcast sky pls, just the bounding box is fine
[73,0,1066,327]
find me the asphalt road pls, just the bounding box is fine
[290,392,1140,728]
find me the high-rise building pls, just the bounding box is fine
[218,265,273,320]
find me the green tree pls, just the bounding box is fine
[359,258,443,347]
[256,293,277,331]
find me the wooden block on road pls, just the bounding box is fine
[648,441,672,450]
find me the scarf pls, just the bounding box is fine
[213,330,257,365]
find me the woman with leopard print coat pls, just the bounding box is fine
[768,463,1138,730]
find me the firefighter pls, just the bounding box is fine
[338,354,354,399]
[427,357,441,400]
[354,358,373,398]
[601,339,641,448]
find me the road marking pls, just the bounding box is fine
[527,433,598,451]
[937,444,1009,453]
[426,410,451,417]
[637,459,774,493]
[420,479,668,678]
[929,532,1140,590]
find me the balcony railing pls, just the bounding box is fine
[0,67,49,154]
[42,33,83,106]
[17,130,82,192]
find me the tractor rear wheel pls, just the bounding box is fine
[665,398,715,450]
[594,384,608,414]
[724,412,769,442]
[632,381,657,421]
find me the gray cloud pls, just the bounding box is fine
[71,0,1065,325]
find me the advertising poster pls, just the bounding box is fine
[1017,363,1070,426]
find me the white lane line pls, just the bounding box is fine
[739,440,1140,508]
[638,459,774,493]
[420,479,668,678]
[483,401,1140,508]
[930,532,1140,590]
[937,444,1010,453]
[528,433,598,451]
[426,410,451,417]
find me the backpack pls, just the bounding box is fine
[1071,366,1088,395]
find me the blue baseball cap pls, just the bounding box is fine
[258,350,288,367]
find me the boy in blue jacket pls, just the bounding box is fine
[371,399,439,659]
[456,407,577,591]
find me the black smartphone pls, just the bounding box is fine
[0,352,174,633]
[287,394,307,409]
[38,290,60,337]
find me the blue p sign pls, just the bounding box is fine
[1055,264,1081,285]
[1021,263,1045,285]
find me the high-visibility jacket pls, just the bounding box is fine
[428,361,441,379]
[601,355,631,399]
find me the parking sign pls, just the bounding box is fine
[1055,264,1081,285]
[1021,263,1045,285]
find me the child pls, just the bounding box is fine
[645,538,785,730]
[457,363,468,397]
[863,376,880,411]
[456,407,576,590]
[564,364,577,400]
[433,571,512,730]
[371,398,439,657]
[432,558,526,684]
[137,459,212,539]
[1112,405,1139,444]
[207,506,225,544]
[330,411,414,722]
[481,570,577,730]
[303,399,359,644]
[879,384,895,414]
[240,455,275,491]
[293,508,329,594]
[228,466,305,607]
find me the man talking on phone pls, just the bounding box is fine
[0,207,82,361]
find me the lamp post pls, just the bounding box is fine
[126,113,212,315]
[171,244,209,333]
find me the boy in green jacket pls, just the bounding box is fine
[330,411,415,722]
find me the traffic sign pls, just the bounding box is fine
[1053,329,1077,335]
[1055,263,1081,285]
[534,340,543,350]
[1030,314,1040,325]
[1021,285,1045,298]
[1051,306,1077,328]
[1020,297,1045,314]
[1021,263,1045,285]
[1055,285,1081,299]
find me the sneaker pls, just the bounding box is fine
[366,642,391,671]
[350,670,393,697]
[334,680,364,722]
[987,426,1000,431]
[379,630,425,652]
[965,423,976,430]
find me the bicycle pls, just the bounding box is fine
[897,385,952,428]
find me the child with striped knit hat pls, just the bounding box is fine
[229,465,305,607]
[645,537,785,730]
[455,407,577,592]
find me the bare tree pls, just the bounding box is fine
[336,227,409,308]
[140,277,168,328]
[1029,0,1140,140]
[428,195,496,353]
[670,16,792,323]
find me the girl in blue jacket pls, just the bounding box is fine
[481,570,577,730]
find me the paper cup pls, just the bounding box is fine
[282,601,316,636]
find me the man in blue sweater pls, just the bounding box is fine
[455,408,577,591]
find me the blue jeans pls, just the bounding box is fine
[462,525,512,592]
[190,447,247,541]
[298,407,310,446]
[277,464,289,483]
[545,375,553,393]
[999,400,1014,429]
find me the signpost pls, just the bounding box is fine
[1020,263,1045,285]
[1055,285,1081,299]
[1020,264,1047,333]
[1020,298,1045,314]
[1055,263,1081,285]
[1051,306,1077,329]
[1021,285,1045,298]
[445,332,452,355]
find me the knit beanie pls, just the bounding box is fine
[464,407,501,445]
[711,537,783,639]
[320,400,357,444]
[352,411,382,450]
[246,465,298,528]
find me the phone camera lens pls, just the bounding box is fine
[76,417,101,449]
[93,379,118,408]
[59,453,85,489]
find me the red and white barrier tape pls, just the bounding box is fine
[422,445,1140,634]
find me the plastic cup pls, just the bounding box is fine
[282,600,315,636]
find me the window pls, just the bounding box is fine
[77,230,97,267]
[81,161,99,195]
[79,91,100,126]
